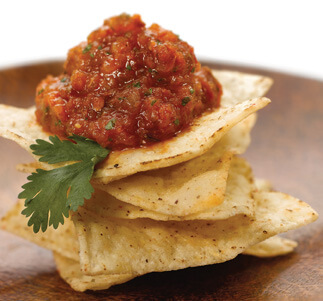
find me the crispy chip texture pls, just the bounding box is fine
[243,236,298,257]
[0,70,271,184]
[16,114,257,216]
[95,115,256,215]
[212,70,273,107]
[53,235,297,292]
[98,151,232,216]
[53,236,297,292]
[53,252,133,292]
[73,191,317,276]
[86,157,254,220]
[0,183,317,291]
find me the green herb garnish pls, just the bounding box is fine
[151,99,157,106]
[90,53,94,58]
[61,78,67,83]
[133,82,141,88]
[145,88,153,96]
[105,118,116,130]
[55,120,62,126]
[126,64,132,71]
[38,88,44,95]
[19,135,109,233]
[82,44,92,53]
[190,89,195,95]
[98,45,103,50]
[174,119,180,125]
[181,97,191,106]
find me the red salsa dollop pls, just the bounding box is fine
[35,14,222,150]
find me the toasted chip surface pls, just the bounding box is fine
[212,70,273,107]
[53,252,134,292]
[73,190,317,276]
[98,151,232,216]
[87,157,255,219]
[95,115,256,216]
[53,236,297,292]
[243,236,298,257]
[16,114,257,216]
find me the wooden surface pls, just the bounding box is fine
[0,61,322,300]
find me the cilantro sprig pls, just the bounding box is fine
[19,135,109,233]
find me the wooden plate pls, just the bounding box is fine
[0,61,322,300]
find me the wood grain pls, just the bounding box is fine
[0,61,322,301]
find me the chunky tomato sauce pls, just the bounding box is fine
[35,14,222,150]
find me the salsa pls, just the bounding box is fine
[35,14,222,150]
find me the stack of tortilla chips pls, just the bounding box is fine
[0,70,318,292]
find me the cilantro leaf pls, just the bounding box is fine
[19,135,109,233]
[105,118,116,130]
[181,97,191,106]
[82,44,92,53]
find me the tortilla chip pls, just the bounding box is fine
[93,97,269,183]
[0,199,79,261]
[254,178,272,191]
[0,70,271,184]
[73,190,317,276]
[53,252,134,292]
[53,236,297,292]
[243,236,298,257]
[16,113,257,174]
[95,115,256,215]
[212,70,273,107]
[15,161,44,174]
[0,156,254,265]
[97,151,232,216]
[16,114,257,216]
[84,157,255,220]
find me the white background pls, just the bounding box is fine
[0,0,322,80]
